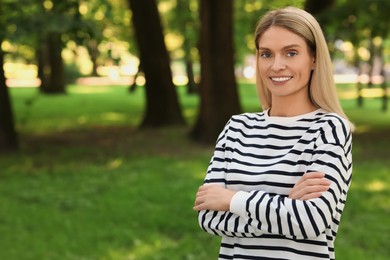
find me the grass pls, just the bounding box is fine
[1,83,389,259]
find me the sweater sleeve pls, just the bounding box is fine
[229,116,353,239]
[197,118,266,237]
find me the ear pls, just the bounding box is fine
[311,57,316,70]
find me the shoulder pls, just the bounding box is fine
[216,112,265,142]
[315,111,352,146]
[216,112,264,143]
[319,111,351,135]
[229,112,266,128]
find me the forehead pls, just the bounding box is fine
[258,26,308,50]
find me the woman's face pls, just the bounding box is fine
[257,26,315,104]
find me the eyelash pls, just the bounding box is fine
[260,52,272,58]
[287,51,298,57]
[260,51,298,58]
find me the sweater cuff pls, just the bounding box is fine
[230,191,251,217]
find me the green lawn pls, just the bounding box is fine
[1,83,389,259]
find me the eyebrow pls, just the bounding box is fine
[258,44,302,51]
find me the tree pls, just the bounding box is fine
[304,0,335,14]
[40,31,66,93]
[0,0,21,151]
[167,0,199,94]
[191,0,241,143]
[76,0,134,77]
[319,0,390,111]
[128,0,185,127]
[0,42,18,152]
[36,0,84,94]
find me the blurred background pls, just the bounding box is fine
[0,0,389,259]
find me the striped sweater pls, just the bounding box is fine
[198,109,353,260]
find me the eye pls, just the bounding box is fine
[286,51,298,57]
[260,51,272,58]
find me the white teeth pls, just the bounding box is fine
[271,77,292,82]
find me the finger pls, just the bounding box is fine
[303,184,330,194]
[300,192,324,201]
[302,172,326,181]
[193,203,202,211]
[300,178,331,187]
[196,185,212,196]
[194,196,202,206]
[295,172,325,186]
[195,189,205,198]
[304,171,325,177]
[193,200,209,211]
[197,185,213,194]
[295,174,331,188]
[292,184,330,200]
[193,197,204,210]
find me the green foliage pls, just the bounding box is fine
[318,0,390,65]
[233,0,306,65]
[1,84,389,259]
[64,63,83,84]
[3,0,390,79]
[163,0,199,60]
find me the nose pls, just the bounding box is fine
[271,56,286,71]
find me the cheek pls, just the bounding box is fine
[298,61,314,77]
[257,65,268,78]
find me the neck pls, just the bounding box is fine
[269,97,317,117]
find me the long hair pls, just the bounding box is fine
[254,7,353,129]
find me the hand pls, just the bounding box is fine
[193,184,237,211]
[289,172,331,200]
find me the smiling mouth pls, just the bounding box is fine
[270,76,292,82]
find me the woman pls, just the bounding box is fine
[193,7,353,260]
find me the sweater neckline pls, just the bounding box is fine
[263,108,325,123]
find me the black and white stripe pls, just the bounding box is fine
[198,109,352,260]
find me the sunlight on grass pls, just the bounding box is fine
[77,116,88,124]
[101,112,127,122]
[366,180,386,192]
[361,88,388,98]
[338,87,390,100]
[338,89,358,100]
[128,237,176,260]
[69,86,114,94]
[107,158,123,169]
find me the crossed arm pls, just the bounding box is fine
[193,171,331,212]
[193,115,352,239]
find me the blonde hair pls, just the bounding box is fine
[254,7,353,129]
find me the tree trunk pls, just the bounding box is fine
[129,61,142,93]
[176,0,198,94]
[367,37,375,89]
[37,39,50,92]
[379,45,388,112]
[191,0,241,143]
[350,47,363,108]
[41,32,66,94]
[87,39,99,76]
[128,0,185,127]
[381,68,387,112]
[0,41,18,151]
[185,58,197,94]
